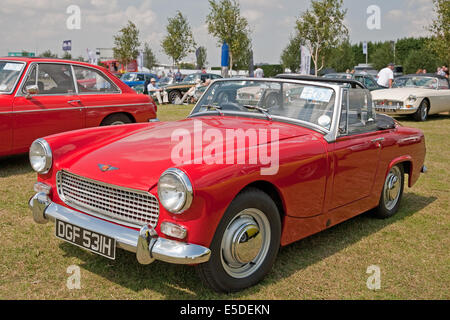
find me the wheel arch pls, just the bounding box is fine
[387,156,413,188]
[100,112,136,125]
[239,180,286,224]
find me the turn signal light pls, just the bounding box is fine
[160,222,187,240]
[34,182,52,195]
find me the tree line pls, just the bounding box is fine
[38,0,448,75]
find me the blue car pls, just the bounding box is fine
[121,72,158,88]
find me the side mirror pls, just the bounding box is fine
[25,85,39,98]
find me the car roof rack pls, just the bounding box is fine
[275,73,366,89]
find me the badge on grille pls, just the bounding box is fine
[98,164,119,172]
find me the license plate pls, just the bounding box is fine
[55,219,116,260]
[376,107,396,112]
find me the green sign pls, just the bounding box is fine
[8,52,36,57]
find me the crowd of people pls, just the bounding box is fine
[377,62,449,88]
[436,66,449,78]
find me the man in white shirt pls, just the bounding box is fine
[254,67,264,78]
[147,78,168,104]
[377,63,395,88]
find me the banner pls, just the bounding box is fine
[300,45,311,75]
[363,41,368,55]
[63,40,72,52]
[137,51,144,71]
[86,48,97,65]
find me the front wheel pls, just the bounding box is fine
[196,188,281,293]
[375,164,404,219]
[413,99,429,121]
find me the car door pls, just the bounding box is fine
[72,65,124,127]
[330,88,383,209]
[0,60,25,155]
[435,78,450,112]
[0,96,13,156]
[12,62,83,153]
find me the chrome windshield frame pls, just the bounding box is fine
[188,77,343,143]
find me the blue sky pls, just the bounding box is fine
[0,0,435,66]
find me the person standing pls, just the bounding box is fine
[377,63,395,88]
[254,66,264,78]
[175,69,182,82]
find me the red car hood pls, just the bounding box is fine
[63,116,315,191]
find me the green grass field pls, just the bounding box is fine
[0,105,448,299]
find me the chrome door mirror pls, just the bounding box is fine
[25,85,39,98]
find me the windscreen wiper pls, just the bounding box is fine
[201,104,224,116]
[243,105,272,121]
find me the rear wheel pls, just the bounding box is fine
[413,99,429,121]
[196,188,281,293]
[375,164,404,219]
[100,113,133,126]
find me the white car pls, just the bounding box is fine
[372,74,450,121]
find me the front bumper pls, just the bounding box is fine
[29,193,211,265]
[375,106,418,115]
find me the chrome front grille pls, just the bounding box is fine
[56,170,159,228]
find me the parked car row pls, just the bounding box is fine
[323,72,450,121]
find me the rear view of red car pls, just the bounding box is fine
[0,57,157,157]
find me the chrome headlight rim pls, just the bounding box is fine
[157,168,193,214]
[29,138,52,174]
[407,95,418,102]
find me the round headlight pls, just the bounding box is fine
[157,168,193,214]
[29,139,52,174]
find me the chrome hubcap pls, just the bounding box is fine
[221,208,270,278]
[383,167,402,210]
[422,106,427,119]
[110,121,125,125]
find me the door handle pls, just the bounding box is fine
[68,100,81,104]
[371,137,384,148]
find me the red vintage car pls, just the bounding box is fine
[29,76,426,292]
[0,57,157,157]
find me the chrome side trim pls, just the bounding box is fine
[4,102,153,115]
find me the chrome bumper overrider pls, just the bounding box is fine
[29,193,211,265]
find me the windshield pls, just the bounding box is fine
[121,73,136,81]
[0,61,25,93]
[324,74,352,80]
[393,76,438,89]
[191,80,336,131]
[182,74,198,83]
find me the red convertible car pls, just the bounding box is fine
[0,57,157,157]
[29,76,426,292]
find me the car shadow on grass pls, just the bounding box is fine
[59,191,436,299]
[0,154,33,177]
